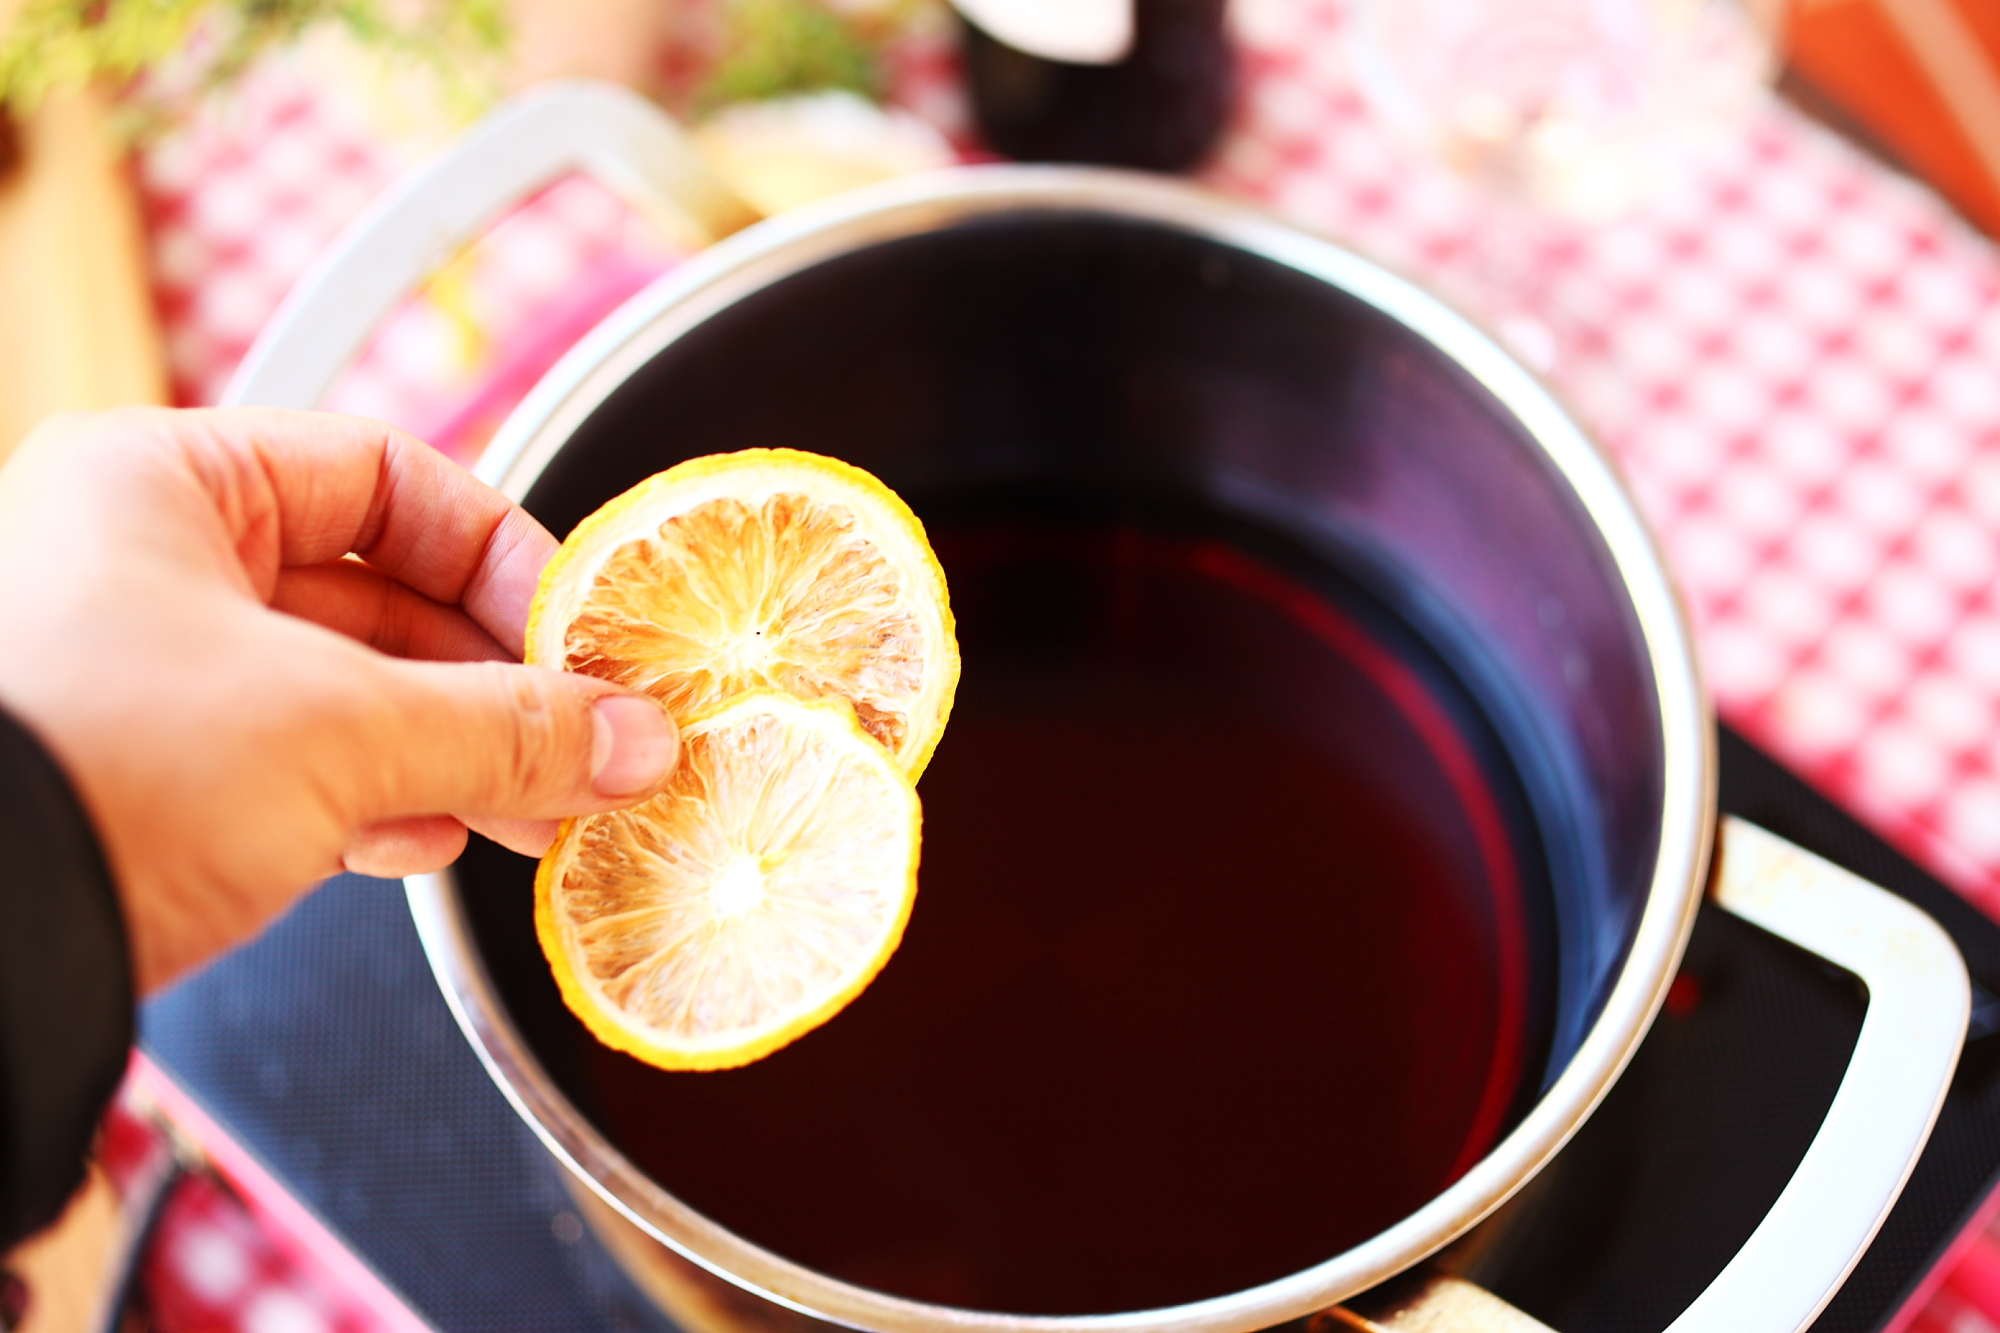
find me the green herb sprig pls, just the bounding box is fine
[694,0,884,115]
[0,0,506,123]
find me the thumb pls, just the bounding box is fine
[352,657,679,823]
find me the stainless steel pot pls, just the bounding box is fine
[225,82,1971,1333]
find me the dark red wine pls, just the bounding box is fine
[959,0,1234,172]
[577,509,1543,1316]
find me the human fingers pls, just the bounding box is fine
[342,815,470,878]
[272,561,512,663]
[274,566,572,854]
[167,407,558,655]
[464,815,562,858]
[346,658,679,825]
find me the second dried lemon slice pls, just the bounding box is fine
[536,691,921,1070]
[525,448,958,776]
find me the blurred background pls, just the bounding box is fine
[6,1,2000,1331]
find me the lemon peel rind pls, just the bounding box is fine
[524,447,960,779]
[533,691,923,1072]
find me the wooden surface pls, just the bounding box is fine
[1326,1273,1558,1333]
[0,87,167,459]
[4,1166,121,1333]
[1787,0,2000,236]
[0,74,166,1333]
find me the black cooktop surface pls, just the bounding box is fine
[139,728,2000,1333]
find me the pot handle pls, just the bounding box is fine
[1659,816,1967,1331]
[221,80,755,412]
[1335,816,1969,1333]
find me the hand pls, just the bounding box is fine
[0,407,679,992]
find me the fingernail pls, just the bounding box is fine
[591,696,677,796]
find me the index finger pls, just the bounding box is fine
[180,407,558,657]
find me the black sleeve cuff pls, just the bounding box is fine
[0,707,132,1248]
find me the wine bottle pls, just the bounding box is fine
[954,0,1233,173]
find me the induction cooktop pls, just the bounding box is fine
[139,727,2000,1333]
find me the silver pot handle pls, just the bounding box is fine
[1664,816,1968,1332]
[331,93,1967,1333]
[222,80,754,412]
[1337,817,1969,1333]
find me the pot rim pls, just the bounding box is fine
[406,164,1716,1333]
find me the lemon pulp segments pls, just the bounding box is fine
[536,692,922,1070]
[526,449,958,777]
[527,450,953,1068]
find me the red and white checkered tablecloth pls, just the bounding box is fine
[137,2,2000,919]
[93,1058,434,1333]
[117,2,2000,1328]
[1207,0,2000,914]
[138,73,682,460]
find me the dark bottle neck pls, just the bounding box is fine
[960,0,1234,174]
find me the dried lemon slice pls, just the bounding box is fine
[536,691,921,1070]
[525,448,958,776]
